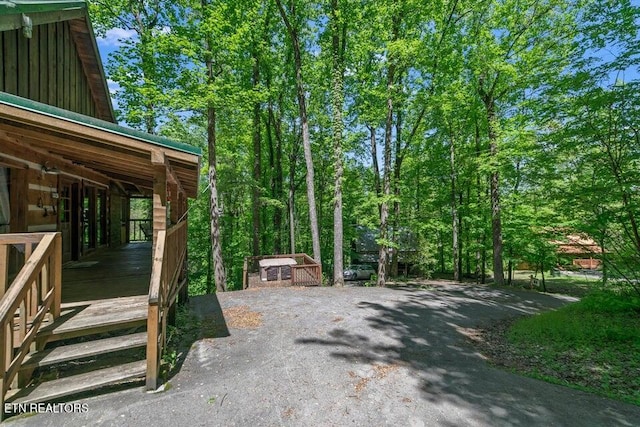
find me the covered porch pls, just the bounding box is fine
[0,91,199,412]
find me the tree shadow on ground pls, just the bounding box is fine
[162,294,230,385]
[296,284,638,426]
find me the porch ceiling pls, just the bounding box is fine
[0,93,201,198]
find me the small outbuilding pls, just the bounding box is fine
[243,254,321,288]
[259,258,297,282]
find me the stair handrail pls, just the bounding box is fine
[146,229,166,390]
[146,219,187,390]
[0,232,62,413]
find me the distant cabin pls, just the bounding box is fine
[551,234,604,270]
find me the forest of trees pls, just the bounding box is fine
[89,0,640,293]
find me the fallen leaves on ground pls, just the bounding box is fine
[223,305,263,329]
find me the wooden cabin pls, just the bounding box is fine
[0,1,201,416]
[551,234,603,270]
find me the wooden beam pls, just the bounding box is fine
[150,150,165,166]
[104,172,153,192]
[151,150,186,197]
[0,123,156,177]
[166,162,186,197]
[111,180,127,196]
[0,132,110,186]
[0,103,198,164]
[5,124,150,162]
[0,106,200,197]
[0,155,29,169]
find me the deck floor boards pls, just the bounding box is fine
[62,242,151,303]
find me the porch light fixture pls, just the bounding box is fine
[42,162,60,175]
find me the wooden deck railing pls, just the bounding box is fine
[243,253,322,288]
[0,233,62,411]
[146,220,187,390]
[291,264,322,286]
[129,219,152,242]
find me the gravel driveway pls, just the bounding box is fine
[8,282,640,426]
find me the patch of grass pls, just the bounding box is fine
[507,291,640,405]
[509,270,603,296]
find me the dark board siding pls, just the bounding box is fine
[0,22,99,118]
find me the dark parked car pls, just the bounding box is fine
[343,264,376,280]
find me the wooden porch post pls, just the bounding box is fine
[151,152,167,249]
[169,183,179,225]
[9,169,28,233]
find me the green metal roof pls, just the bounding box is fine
[0,92,202,157]
[0,1,86,15]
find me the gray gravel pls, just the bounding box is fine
[8,283,640,426]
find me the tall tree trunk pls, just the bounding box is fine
[485,98,504,285]
[465,185,471,277]
[207,106,226,292]
[206,243,212,293]
[391,111,402,278]
[483,98,504,285]
[449,130,459,282]
[288,139,298,254]
[458,191,463,280]
[377,15,399,287]
[251,47,261,256]
[274,131,283,254]
[275,0,321,263]
[202,1,226,292]
[138,27,157,135]
[330,0,346,287]
[268,102,284,254]
[481,234,487,284]
[507,248,513,285]
[369,126,381,198]
[474,121,483,284]
[478,73,504,286]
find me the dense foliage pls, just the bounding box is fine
[89,0,640,293]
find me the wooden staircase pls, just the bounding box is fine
[6,296,148,406]
[1,225,188,418]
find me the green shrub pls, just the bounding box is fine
[573,291,640,315]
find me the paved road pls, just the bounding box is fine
[8,283,640,426]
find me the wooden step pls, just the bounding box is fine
[7,360,146,405]
[21,332,148,370]
[38,296,148,342]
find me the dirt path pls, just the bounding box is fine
[10,283,640,426]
